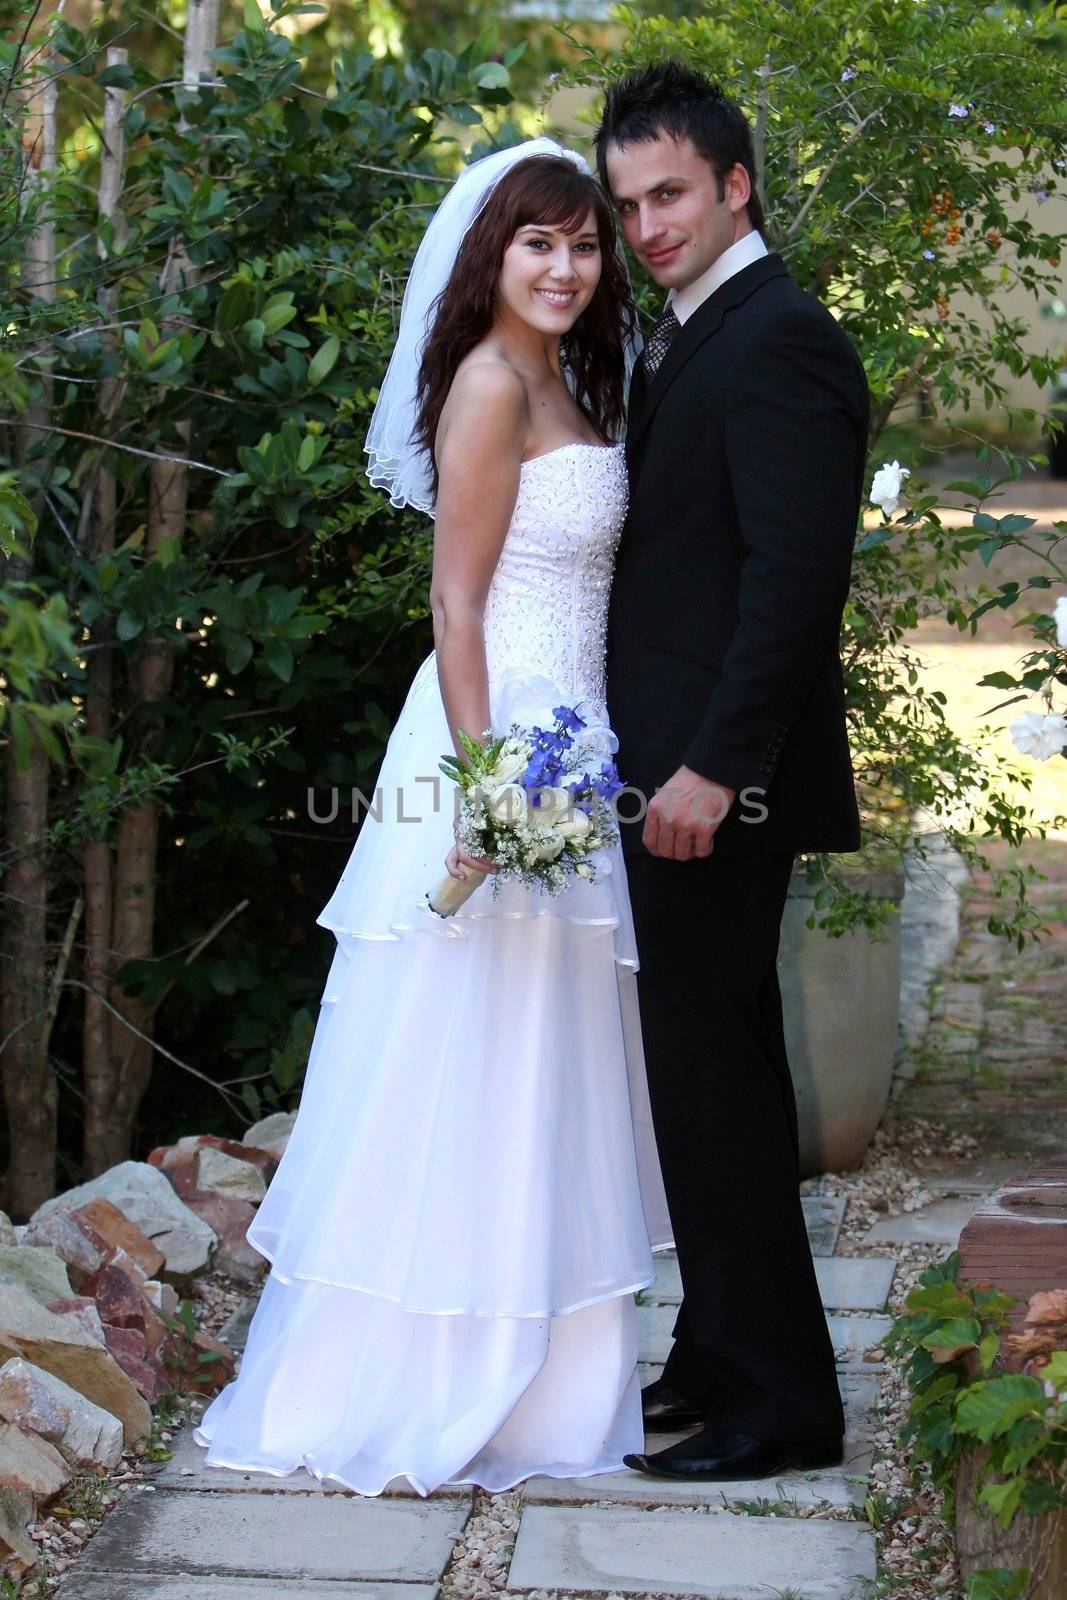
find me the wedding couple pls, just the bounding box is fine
[194,60,870,1495]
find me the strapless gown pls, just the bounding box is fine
[193,441,672,1496]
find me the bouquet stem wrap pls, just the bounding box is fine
[428,866,488,919]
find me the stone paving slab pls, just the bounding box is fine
[154,1427,471,1499]
[218,1297,255,1351]
[917,1158,1025,1195]
[75,1487,465,1583]
[802,1195,847,1256]
[865,1195,982,1245]
[542,1371,879,1510]
[507,1503,877,1597]
[826,1315,893,1364]
[647,1254,894,1311]
[639,1303,892,1366]
[815,1256,896,1310]
[57,1574,435,1600]
[524,1433,871,1509]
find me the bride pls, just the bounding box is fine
[193,137,671,1496]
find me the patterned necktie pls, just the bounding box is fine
[642,303,681,382]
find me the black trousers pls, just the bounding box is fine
[625,848,844,1443]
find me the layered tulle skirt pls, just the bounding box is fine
[193,651,671,1495]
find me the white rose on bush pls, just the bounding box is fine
[1010,710,1067,761]
[869,459,911,517]
[1054,594,1067,650]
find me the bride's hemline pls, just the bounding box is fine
[247,1247,659,1320]
[188,1428,637,1499]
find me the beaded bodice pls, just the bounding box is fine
[482,442,628,716]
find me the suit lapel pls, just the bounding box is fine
[625,254,789,466]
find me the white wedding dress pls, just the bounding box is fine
[193,440,672,1496]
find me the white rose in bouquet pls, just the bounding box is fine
[557,807,592,841]
[522,830,565,864]
[527,786,574,826]
[484,746,528,790]
[486,784,528,825]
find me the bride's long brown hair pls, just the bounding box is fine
[414,155,635,500]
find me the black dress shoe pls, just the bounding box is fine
[640,1376,725,1432]
[625,1425,844,1481]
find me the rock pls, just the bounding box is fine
[102,1324,171,1404]
[165,1168,265,1287]
[31,1162,216,1282]
[142,1280,179,1317]
[192,1145,267,1205]
[0,1358,69,1441]
[0,1284,151,1450]
[0,1420,72,1500]
[44,1296,106,1347]
[90,1264,178,1378]
[0,1244,73,1308]
[242,1111,296,1149]
[174,1329,235,1396]
[106,1244,149,1285]
[0,1359,122,1470]
[0,1214,17,1248]
[91,1262,153,1333]
[73,1196,167,1281]
[21,1209,109,1285]
[150,1132,276,1178]
[24,1206,157,1295]
[0,1484,36,1575]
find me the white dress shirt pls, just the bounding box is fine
[667,230,769,325]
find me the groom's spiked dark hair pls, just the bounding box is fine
[594,60,765,235]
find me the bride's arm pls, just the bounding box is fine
[430,363,527,762]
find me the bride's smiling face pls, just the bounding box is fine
[494,210,601,336]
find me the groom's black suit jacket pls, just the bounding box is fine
[606,252,869,858]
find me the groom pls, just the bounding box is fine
[596,62,870,1480]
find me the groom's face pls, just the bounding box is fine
[604,132,744,290]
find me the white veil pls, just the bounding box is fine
[363,137,640,518]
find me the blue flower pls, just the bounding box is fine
[841,67,857,82]
[923,249,936,261]
[948,103,968,119]
[523,748,559,787]
[552,705,586,734]
[593,761,624,800]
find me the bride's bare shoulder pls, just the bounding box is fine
[439,353,529,448]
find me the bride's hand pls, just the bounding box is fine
[446,820,500,879]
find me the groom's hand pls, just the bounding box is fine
[643,767,736,861]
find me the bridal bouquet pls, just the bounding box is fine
[428,704,625,918]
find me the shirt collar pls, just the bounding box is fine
[667,231,770,326]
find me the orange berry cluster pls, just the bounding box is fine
[922,188,963,246]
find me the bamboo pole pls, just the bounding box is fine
[1,47,59,1215]
[81,46,128,1176]
[91,1,220,1169]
